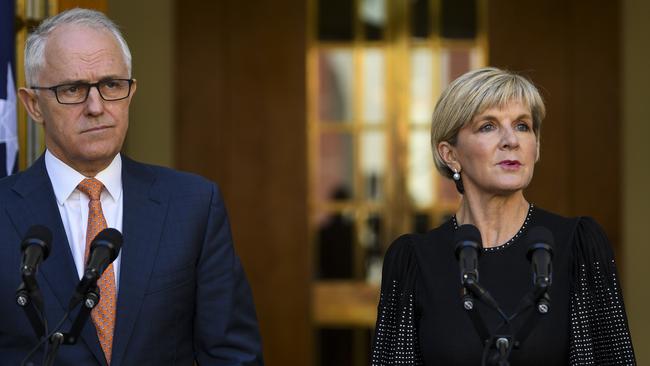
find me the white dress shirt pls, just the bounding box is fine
[45,150,123,290]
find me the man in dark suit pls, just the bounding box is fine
[0,8,263,365]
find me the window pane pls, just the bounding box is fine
[318,0,354,41]
[318,132,355,201]
[361,212,383,284]
[408,130,435,207]
[410,48,434,125]
[411,0,430,39]
[360,131,386,200]
[316,209,355,279]
[441,0,477,39]
[318,49,354,123]
[440,47,471,88]
[361,0,386,40]
[362,48,386,124]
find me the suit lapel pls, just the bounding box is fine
[7,156,107,365]
[110,157,168,366]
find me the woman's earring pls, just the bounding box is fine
[453,169,461,181]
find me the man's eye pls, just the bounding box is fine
[61,85,79,93]
[104,81,118,88]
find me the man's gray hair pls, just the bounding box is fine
[24,8,132,85]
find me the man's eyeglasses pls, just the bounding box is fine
[30,79,134,105]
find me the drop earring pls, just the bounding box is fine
[453,169,461,181]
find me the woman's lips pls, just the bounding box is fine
[498,160,522,169]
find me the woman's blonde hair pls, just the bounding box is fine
[430,67,546,179]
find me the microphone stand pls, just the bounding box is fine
[15,279,46,339]
[43,286,100,366]
[460,277,551,366]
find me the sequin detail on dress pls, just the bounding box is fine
[452,204,534,252]
[372,280,423,365]
[569,260,636,365]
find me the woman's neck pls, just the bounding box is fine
[455,192,530,248]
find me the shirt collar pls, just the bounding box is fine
[45,150,123,204]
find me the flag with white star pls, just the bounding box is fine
[0,0,18,177]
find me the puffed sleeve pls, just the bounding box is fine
[371,235,424,366]
[568,217,636,365]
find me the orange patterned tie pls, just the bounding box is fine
[77,178,116,364]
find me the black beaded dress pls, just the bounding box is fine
[371,206,636,365]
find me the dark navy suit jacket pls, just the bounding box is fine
[0,155,264,365]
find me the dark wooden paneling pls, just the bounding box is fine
[176,1,310,365]
[488,0,621,251]
[570,1,621,249]
[58,0,107,12]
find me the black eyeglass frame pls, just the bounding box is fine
[29,78,135,105]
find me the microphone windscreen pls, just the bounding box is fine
[454,224,482,246]
[91,228,123,259]
[21,225,53,258]
[454,224,482,260]
[525,226,554,260]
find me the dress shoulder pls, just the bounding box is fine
[380,221,452,292]
[530,208,615,274]
[380,234,419,293]
[572,216,616,274]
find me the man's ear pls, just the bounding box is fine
[437,141,459,171]
[129,78,137,99]
[18,88,45,124]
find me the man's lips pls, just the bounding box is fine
[81,125,113,133]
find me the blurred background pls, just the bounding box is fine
[10,0,649,365]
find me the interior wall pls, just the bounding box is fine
[109,0,175,167]
[488,0,621,247]
[623,0,650,362]
[58,0,107,12]
[175,1,310,365]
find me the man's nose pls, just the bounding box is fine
[84,85,105,115]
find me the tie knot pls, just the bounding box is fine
[77,178,104,201]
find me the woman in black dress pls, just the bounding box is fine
[371,67,636,365]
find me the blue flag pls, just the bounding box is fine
[0,0,18,177]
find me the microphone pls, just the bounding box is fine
[84,228,122,280]
[16,225,52,339]
[454,224,482,284]
[454,224,502,313]
[20,225,53,281]
[69,228,123,309]
[525,226,554,289]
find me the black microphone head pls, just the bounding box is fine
[21,225,53,259]
[525,226,554,261]
[90,228,123,261]
[454,224,483,260]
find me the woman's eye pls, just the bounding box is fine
[516,122,531,131]
[479,123,495,132]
